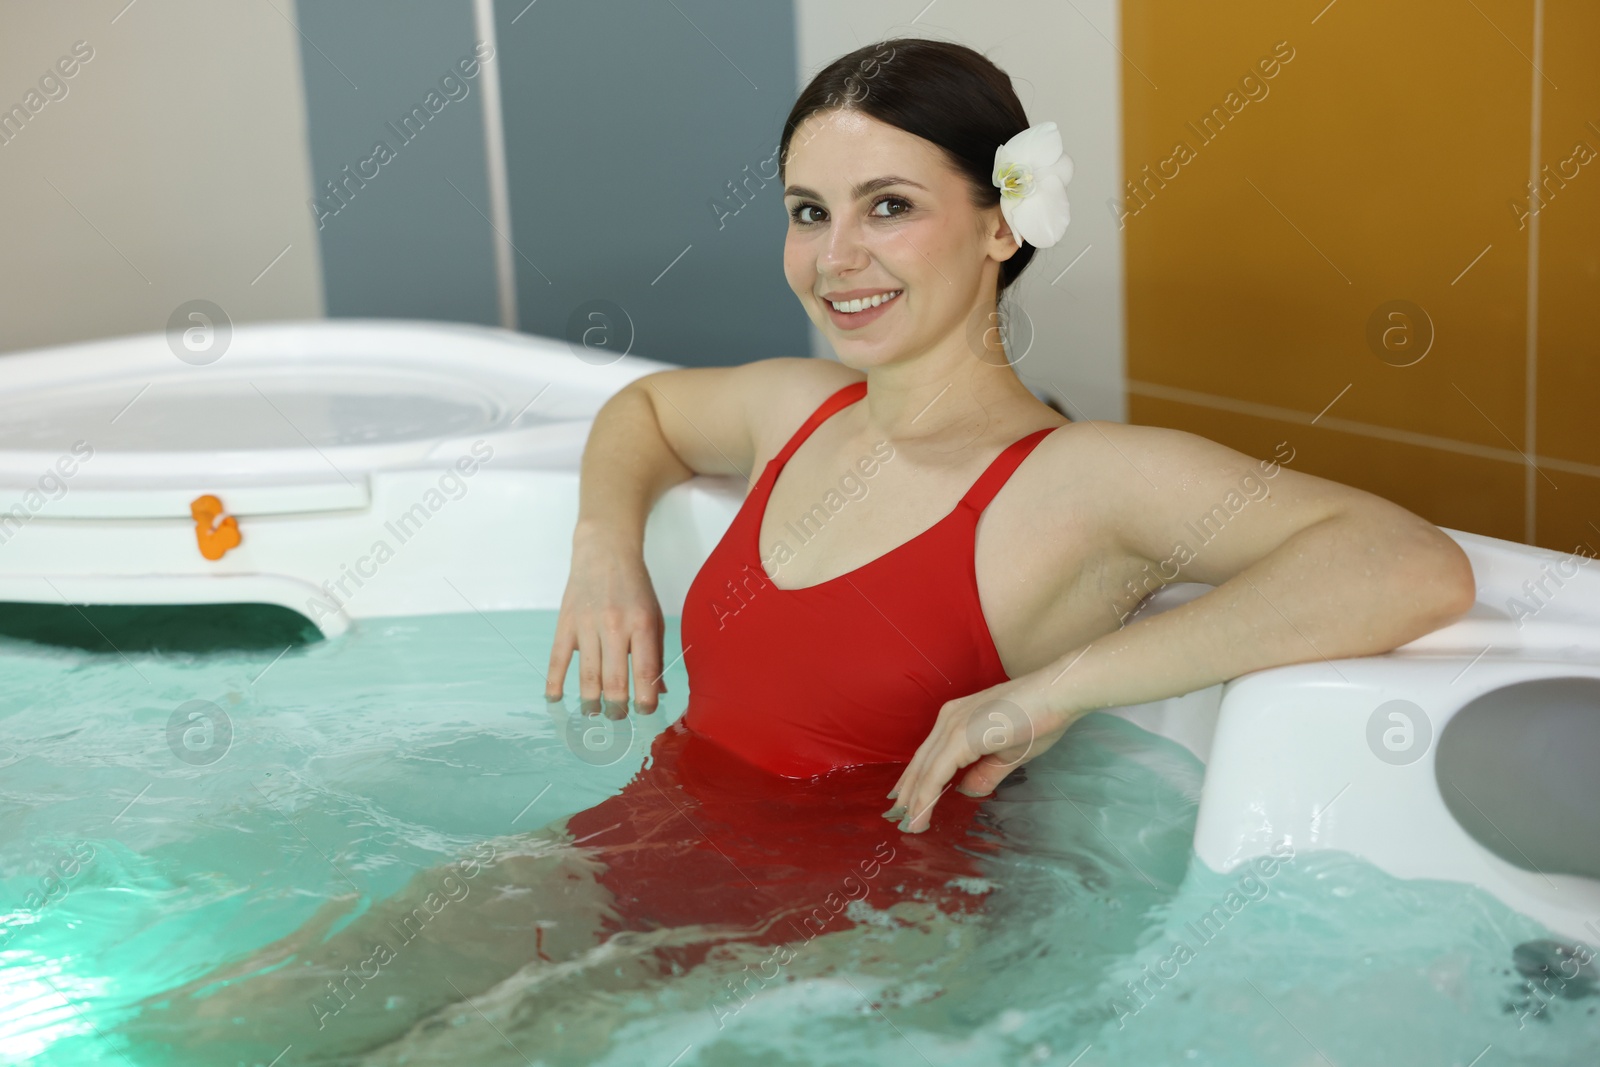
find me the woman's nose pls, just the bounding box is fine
[818,217,870,273]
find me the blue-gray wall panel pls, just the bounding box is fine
[296,0,499,325]
[494,0,807,366]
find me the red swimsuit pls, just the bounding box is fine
[563,380,1058,971]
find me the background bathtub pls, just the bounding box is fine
[2,318,1596,947]
[0,319,742,636]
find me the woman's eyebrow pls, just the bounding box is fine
[784,176,929,201]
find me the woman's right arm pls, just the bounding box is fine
[545,359,864,717]
[544,364,762,717]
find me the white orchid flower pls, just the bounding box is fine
[992,121,1074,249]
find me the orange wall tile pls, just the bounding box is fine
[1119,0,1600,548]
[1129,393,1525,540]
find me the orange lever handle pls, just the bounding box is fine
[190,494,241,561]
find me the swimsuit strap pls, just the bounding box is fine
[958,426,1058,515]
[770,379,1054,515]
[769,379,869,469]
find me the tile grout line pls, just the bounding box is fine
[1125,378,1600,480]
[1525,0,1545,544]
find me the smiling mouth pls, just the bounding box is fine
[825,290,903,314]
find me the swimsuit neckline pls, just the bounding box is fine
[749,455,1017,679]
[750,457,975,595]
[749,386,970,595]
[745,388,1059,681]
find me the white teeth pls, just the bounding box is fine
[828,290,901,313]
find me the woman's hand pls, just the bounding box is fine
[546,524,669,718]
[883,667,1083,833]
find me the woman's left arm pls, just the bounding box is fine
[885,422,1478,833]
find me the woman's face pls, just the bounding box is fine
[782,109,1017,369]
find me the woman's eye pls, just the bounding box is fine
[788,197,910,225]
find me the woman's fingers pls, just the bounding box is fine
[954,752,1022,799]
[598,615,634,719]
[886,709,940,800]
[883,710,960,830]
[896,745,967,833]
[889,696,967,803]
[559,615,670,719]
[630,625,664,714]
[886,687,1068,833]
[576,625,603,716]
[548,540,669,720]
[900,749,1025,832]
[545,615,576,701]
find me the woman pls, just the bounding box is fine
[128,36,1474,1063]
[554,35,1473,826]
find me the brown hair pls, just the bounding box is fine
[779,37,1036,298]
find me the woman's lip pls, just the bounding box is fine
[820,288,902,301]
[824,289,901,329]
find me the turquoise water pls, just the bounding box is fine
[0,609,1595,1065]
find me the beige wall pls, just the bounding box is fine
[0,0,324,355]
[795,0,1128,421]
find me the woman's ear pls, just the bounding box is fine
[984,204,1023,264]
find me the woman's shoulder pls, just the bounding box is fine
[739,355,865,401]
[737,356,867,451]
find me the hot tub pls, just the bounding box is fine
[1117,531,1600,946]
[1,319,1596,1064]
